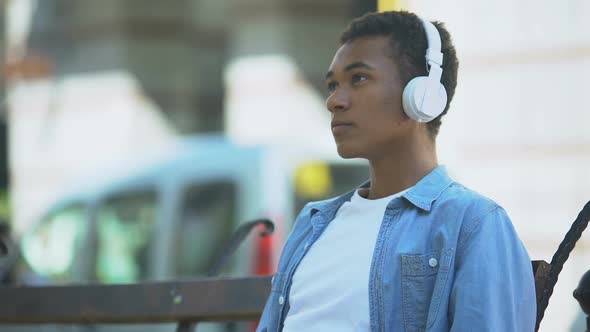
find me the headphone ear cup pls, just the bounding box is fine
[402,76,426,122]
[402,76,447,123]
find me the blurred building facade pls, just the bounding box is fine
[21,0,374,133]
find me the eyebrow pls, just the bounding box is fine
[325,61,375,80]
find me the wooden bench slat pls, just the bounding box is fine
[0,276,271,324]
[0,262,553,326]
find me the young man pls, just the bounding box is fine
[257,11,536,332]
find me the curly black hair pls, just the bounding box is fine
[340,11,459,140]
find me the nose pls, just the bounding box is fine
[326,88,350,113]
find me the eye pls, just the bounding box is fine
[351,73,368,84]
[326,81,337,93]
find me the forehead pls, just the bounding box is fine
[328,36,396,72]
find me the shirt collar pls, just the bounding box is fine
[401,165,453,211]
[310,165,453,218]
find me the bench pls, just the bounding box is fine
[0,260,552,331]
[0,276,271,332]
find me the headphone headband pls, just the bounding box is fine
[420,18,443,69]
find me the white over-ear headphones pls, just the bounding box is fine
[402,18,448,123]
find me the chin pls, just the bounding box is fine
[335,143,363,159]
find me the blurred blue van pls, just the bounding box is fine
[11,135,368,332]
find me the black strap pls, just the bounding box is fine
[536,200,590,331]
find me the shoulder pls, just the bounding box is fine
[437,181,503,219]
[436,182,513,248]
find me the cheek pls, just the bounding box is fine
[364,92,410,142]
[382,83,404,112]
[361,80,402,108]
[365,87,405,124]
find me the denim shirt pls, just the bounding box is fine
[256,166,537,332]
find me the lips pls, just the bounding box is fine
[331,121,354,135]
[331,121,353,129]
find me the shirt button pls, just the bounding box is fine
[429,258,438,267]
[271,276,275,284]
[278,296,285,305]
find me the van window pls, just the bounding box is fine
[21,205,86,284]
[174,181,236,277]
[95,190,157,283]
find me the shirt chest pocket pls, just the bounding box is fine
[400,248,454,332]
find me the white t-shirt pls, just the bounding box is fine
[282,187,409,332]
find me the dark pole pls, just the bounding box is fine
[574,270,590,332]
[0,1,9,225]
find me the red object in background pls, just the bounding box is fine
[251,217,281,331]
[252,215,282,276]
[253,225,275,276]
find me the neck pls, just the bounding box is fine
[367,136,438,200]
